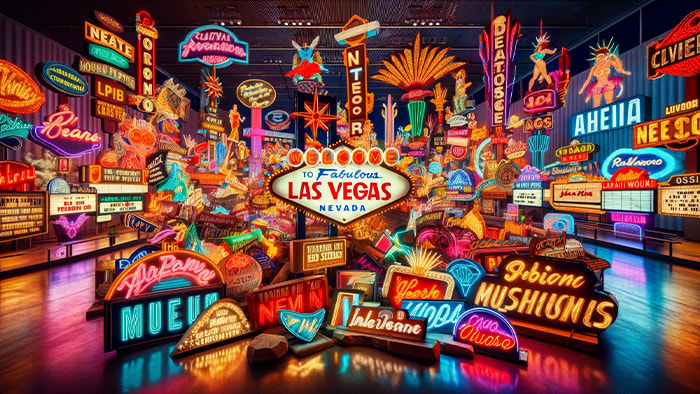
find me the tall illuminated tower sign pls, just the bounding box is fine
[479,14,520,158]
[135,11,158,97]
[335,16,379,139]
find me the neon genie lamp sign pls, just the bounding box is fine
[29,105,102,157]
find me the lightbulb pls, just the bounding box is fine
[412,22,417,26]
[307,21,311,25]
[237,20,242,25]
[421,21,425,26]
[284,21,288,25]
[436,22,440,26]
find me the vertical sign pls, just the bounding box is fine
[335,15,379,138]
[135,11,158,97]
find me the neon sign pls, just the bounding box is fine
[524,113,552,133]
[0,114,32,150]
[98,195,143,215]
[88,44,129,69]
[453,307,527,364]
[480,14,520,127]
[401,300,465,334]
[601,148,677,180]
[336,270,377,301]
[94,99,125,122]
[664,98,699,117]
[280,309,325,342]
[571,96,649,137]
[76,57,135,90]
[647,10,700,79]
[179,25,249,67]
[93,10,123,33]
[53,213,89,239]
[265,110,291,131]
[290,236,347,273]
[37,61,88,96]
[123,213,160,233]
[550,174,606,214]
[327,289,363,330]
[555,141,597,163]
[104,250,225,352]
[603,167,658,190]
[115,245,159,276]
[610,212,648,225]
[383,267,454,309]
[523,89,557,114]
[236,79,276,108]
[84,21,135,61]
[658,173,700,218]
[543,213,575,234]
[49,193,96,216]
[634,109,700,151]
[467,247,528,273]
[136,11,158,96]
[171,299,255,357]
[30,106,102,157]
[471,255,619,334]
[93,76,126,104]
[513,189,543,207]
[345,306,427,341]
[246,276,329,329]
[268,143,412,226]
[0,59,45,114]
[0,161,36,191]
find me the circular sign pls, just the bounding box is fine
[94,10,124,34]
[265,110,291,130]
[428,161,442,174]
[496,161,521,188]
[601,147,677,181]
[220,254,262,302]
[236,79,276,109]
[450,145,468,160]
[408,163,426,177]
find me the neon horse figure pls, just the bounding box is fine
[578,38,631,108]
[528,33,557,91]
[285,36,327,87]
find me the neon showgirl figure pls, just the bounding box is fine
[578,39,631,108]
[528,33,557,91]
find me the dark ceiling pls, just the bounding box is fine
[2,0,649,112]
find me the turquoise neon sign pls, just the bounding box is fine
[601,147,680,181]
[88,43,130,69]
[401,300,465,334]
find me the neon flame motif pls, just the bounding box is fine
[279,309,325,342]
[54,213,90,239]
[578,38,631,108]
[446,258,486,299]
[30,106,102,157]
[372,32,465,135]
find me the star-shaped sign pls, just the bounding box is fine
[290,88,341,141]
[201,67,223,108]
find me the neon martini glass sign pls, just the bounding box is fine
[179,25,248,68]
[30,105,102,157]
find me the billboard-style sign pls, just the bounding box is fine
[179,25,248,68]
[647,10,700,79]
[0,59,45,114]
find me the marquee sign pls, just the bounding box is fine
[658,172,700,218]
[84,21,135,62]
[633,109,700,151]
[236,79,276,109]
[571,96,649,137]
[290,236,347,273]
[171,299,255,357]
[136,11,158,96]
[555,141,597,163]
[471,255,619,334]
[246,275,329,329]
[49,193,96,216]
[0,161,36,191]
[76,57,135,90]
[345,306,427,341]
[0,191,48,242]
[550,174,605,214]
[37,61,88,96]
[104,250,225,352]
[98,194,143,214]
[603,167,658,190]
[647,10,700,79]
[600,147,677,180]
[513,189,543,207]
[30,106,102,157]
[179,25,249,68]
[453,307,527,364]
[479,14,520,127]
[79,165,146,184]
[0,59,45,114]
[268,143,413,226]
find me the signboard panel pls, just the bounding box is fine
[49,193,97,216]
[512,189,543,207]
[658,173,700,218]
[602,190,654,212]
[0,191,48,242]
[98,195,143,214]
[290,236,347,273]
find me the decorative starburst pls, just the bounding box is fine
[406,247,443,277]
[290,88,342,140]
[372,32,466,94]
[201,67,223,108]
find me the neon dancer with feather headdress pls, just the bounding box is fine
[578,38,631,108]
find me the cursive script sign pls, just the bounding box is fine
[179,25,248,67]
[30,106,102,157]
[346,306,427,341]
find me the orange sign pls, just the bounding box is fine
[0,60,45,114]
[84,21,135,62]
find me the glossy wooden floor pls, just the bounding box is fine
[1,243,699,394]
